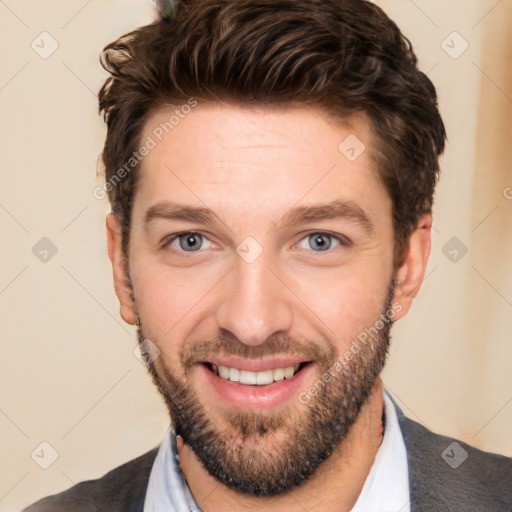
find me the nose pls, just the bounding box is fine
[215,252,294,347]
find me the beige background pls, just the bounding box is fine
[1,1,511,510]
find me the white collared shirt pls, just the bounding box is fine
[350,388,410,512]
[144,386,410,512]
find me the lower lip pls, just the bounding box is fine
[198,362,315,410]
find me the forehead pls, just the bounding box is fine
[133,102,390,225]
[140,101,373,169]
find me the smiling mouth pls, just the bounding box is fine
[202,362,312,386]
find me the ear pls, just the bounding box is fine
[391,213,432,321]
[106,213,137,325]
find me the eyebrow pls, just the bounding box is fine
[143,201,226,232]
[143,199,374,236]
[276,199,374,235]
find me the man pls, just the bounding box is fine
[25,0,512,510]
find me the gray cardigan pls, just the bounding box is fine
[24,396,512,511]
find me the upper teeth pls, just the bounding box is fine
[214,364,301,385]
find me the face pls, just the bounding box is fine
[114,102,402,495]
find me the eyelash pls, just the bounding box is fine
[160,231,350,255]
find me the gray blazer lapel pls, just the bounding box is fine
[388,392,512,511]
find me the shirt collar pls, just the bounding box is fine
[144,386,409,512]
[143,423,200,512]
[351,387,410,511]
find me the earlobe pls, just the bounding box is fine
[106,213,138,325]
[391,214,432,321]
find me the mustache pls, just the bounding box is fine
[181,332,333,370]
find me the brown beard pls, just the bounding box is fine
[133,279,395,497]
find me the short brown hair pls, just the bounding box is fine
[98,0,446,267]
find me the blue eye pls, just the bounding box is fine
[161,231,348,255]
[297,232,346,252]
[163,232,214,253]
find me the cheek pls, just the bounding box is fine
[131,264,189,342]
[286,263,391,348]
[130,261,219,355]
[134,278,188,380]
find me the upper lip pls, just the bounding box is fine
[204,356,310,372]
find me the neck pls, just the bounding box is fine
[178,377,385,512]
